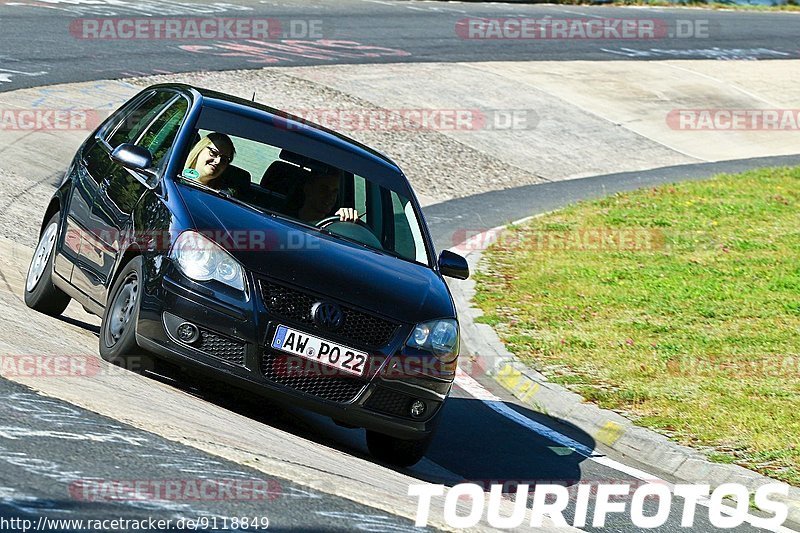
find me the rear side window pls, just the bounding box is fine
[107,91,176,148]
[86,91,183,179]
[137,96,189,167]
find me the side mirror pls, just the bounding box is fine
[111,143,158,188]
[111,143,153,170]
[438,250,469,280]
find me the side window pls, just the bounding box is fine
[83,142,111,184]
[86,91,178,180]
[107,91,176,148]
[196,128,279,185]
[392,192,427,264]
[137,96,189,168]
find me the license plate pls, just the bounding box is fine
[271,325,368,377]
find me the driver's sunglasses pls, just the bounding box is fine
[207,146,233,164]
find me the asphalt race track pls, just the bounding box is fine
[0,0,797,91]
[0,1,798,532]
[0,379,423,532]
[425,153,800,250]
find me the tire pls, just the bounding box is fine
[366,430,432,467]
[99,256,153,372]
[24,213,71,316]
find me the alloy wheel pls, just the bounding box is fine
[26,222,58,293]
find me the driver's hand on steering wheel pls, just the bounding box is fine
[335,207,359,222]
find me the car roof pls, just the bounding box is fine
[151,83,403,176]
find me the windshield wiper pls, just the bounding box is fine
[316,227,372,250]
[316,228,407,261]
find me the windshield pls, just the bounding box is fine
[179,109,430,266]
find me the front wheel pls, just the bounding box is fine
[366,430,432,467]
[24,213,71,316]
[99,257,152,372]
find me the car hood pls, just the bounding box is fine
[176,184,454,324]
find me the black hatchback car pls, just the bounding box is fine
[24,84,469,466]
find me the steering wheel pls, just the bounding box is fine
[315,215,383,249]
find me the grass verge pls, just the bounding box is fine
[474,167,800,485]
[607,1,800,11]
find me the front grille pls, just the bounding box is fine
[260,350,366,403]
[197,328,246,366]
[259,280,399,349]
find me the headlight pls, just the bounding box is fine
[170,231,245,291]
[406,319,459,362]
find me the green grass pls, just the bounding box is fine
[474,167,800,485]
[604,0,800,10]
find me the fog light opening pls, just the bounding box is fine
[409,400,427,419]
[176,322,200,344]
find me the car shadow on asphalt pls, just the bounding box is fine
[138,362,593,493]
[423,396,592,491]
[54,314,100,336]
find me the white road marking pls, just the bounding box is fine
[359,0,397,6]
[601,47,791,61]
[433,6,467,14]
[557,9,606,19]
[0,67,48,85]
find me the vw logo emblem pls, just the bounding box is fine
[312,302,345,331]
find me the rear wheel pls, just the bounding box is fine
[24,213,71,316]
[366,430,432,467]
[99,257,153,372]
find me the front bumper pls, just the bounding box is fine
[136,270,453,440]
